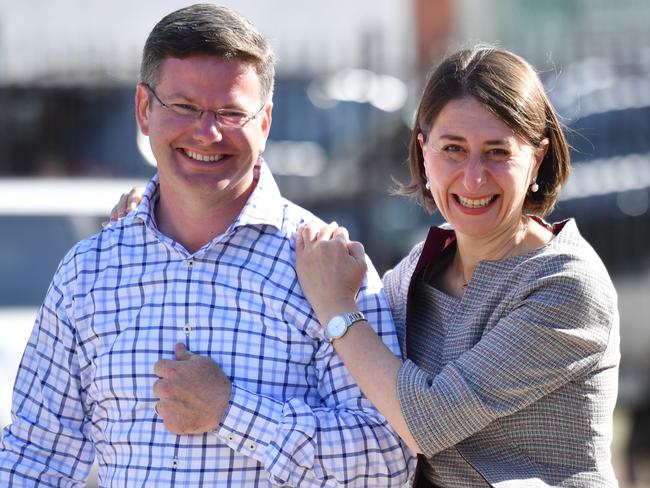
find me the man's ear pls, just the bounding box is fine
[135,84,151,136]
[258,103,273,153]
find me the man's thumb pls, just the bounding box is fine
[175,342,194,361]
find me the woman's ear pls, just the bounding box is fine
[417,132,427,157]
[535,137,550,169]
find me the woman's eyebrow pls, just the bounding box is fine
[438,134,510,146]
[438,134,466,141]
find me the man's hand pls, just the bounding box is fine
[153,343,232,435]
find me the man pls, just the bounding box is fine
[0,4,413,487]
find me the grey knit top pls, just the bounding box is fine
[382,219,619,487]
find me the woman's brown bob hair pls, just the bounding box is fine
[399,45,570,217]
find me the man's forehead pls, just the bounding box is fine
[158,55,258,77]
[156,56,262,100]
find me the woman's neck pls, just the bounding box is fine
[453,215,553,291]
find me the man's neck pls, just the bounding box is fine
[154,184,255,254]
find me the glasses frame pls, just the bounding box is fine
[144,83,266,128]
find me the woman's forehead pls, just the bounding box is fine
[428,97,517,141]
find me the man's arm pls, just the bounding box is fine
[0,271,94,486]
[216,272,415,487]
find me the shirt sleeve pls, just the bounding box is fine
[216,261,416,487]
[0,270,94,486]
[397,260,618,457]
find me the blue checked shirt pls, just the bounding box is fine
[0,162,414,487]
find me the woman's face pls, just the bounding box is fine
[419,96,547,240]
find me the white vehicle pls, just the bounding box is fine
[0,177,146,428]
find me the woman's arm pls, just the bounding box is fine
[296,222,618,458]
[295,222,423,452]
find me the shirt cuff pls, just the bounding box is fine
[216,383,321,485]
[216,384,280,464]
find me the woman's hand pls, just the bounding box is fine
[295,221,367,326]
[110,186,145,221]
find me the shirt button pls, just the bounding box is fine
[187,258,194,267]
[248,442,257,451]
[183,324,192,334]
[227,434,235,442]
[171,457,179,469]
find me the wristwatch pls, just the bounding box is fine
[324,311,366,342]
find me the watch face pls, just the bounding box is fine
[328,316,347,339]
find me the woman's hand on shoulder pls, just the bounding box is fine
[110,186,145,221]
[295,221,367,325]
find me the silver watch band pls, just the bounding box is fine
[325,311,366,342]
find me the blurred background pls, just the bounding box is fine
[0,0,648,485]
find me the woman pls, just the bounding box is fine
[295,46,619,487]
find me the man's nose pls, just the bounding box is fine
[192,111,223,144]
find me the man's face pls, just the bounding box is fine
[136,56,272,209]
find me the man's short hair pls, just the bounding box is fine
[140,3,275,103]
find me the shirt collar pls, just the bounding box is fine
[133,157,283,233]
[132,173,160,231]
[231,157,284,231]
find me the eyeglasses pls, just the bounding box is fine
[144,84,266,128]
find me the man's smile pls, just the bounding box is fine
[182,149,224,163]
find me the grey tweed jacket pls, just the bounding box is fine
[383,219,619,487]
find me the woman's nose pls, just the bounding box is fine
[462,155,487,192]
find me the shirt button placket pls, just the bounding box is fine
[184,257,194,349]
[183,324,192,349]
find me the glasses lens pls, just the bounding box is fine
[171,104,201,118]
[217,112,247,127]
